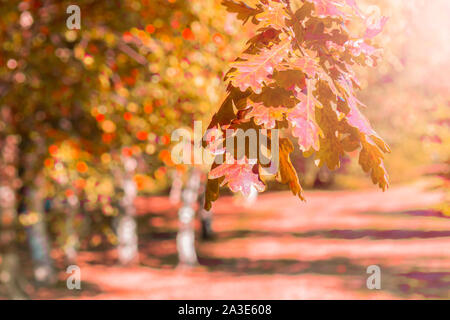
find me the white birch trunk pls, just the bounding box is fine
[176,169,201,267]
[23,172,55,285]
[116,156,138,265]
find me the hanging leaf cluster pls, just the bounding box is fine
[204,0,390,210]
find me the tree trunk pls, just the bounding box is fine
[176,168,201,267]
[116,156,138,265]
[243,185,258,207]
[63,195,80,264]
[197,182,214,240]
[169,170,183,205]
[313,166,335,189]
[19,171,55,285]
[16,132,55,283]
[0,134,29,299]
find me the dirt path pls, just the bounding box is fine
[34,181,449,299]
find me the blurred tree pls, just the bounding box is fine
[0,126,28,299]
[0,0,249,283]
[0,0,107,289]
[76,0,248,264]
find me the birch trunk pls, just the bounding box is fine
[197,182,214,240]
[243,185,258,207]
[19,172,55,285]
[176,169,201,267]
[116,156,138,265]
[169,170,183,205]
[16,132,55,282]
[63,195,80,264]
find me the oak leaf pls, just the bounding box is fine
[209,159,266,197]
[228,39,291,94]
[277,138,305,200]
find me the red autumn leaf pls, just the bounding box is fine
[209,160,266,197]
[246,102,288,129]
[256,1,289,30]
[222,0,262,23]
[228,38,290,93]
[287,82,322,152]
